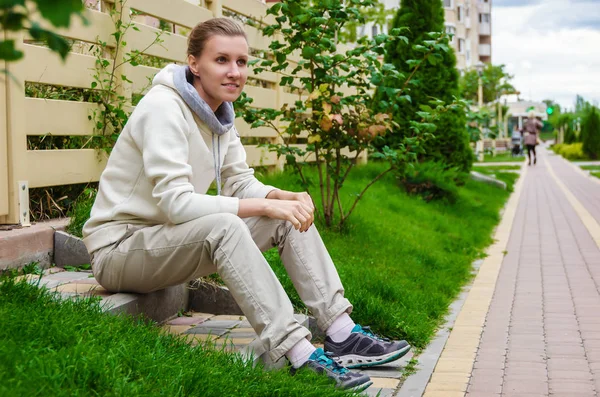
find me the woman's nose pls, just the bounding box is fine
[227,63,241,78]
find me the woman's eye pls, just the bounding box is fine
[237,59,247,66]
[216,57,226,63]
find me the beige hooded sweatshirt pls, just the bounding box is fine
[82,64,275,254]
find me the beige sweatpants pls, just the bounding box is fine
[91,213,353,362]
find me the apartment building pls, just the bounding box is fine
[358,0,492,71]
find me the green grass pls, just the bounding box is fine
[591,172,600,179]
[259,162,513,348]
[472,167,521,192]
[0,277,353,397]
[65,162,513,350]
[482,152,525,163]
[580,165,600,171]
[539,131,555,142]
[473,165,521,171]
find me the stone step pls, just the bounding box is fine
[162,312,309,370]
[15,267,187,324]
[0,218,68,270]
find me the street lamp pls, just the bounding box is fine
[475,61,485,161]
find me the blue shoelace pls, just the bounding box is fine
[315,351,349,375]
[355,325,390,342]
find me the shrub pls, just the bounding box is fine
[380,0,473,173]
[240,0,455,229]
[399,161,467,204]
[553,142,586,160]
[582,106,600,160]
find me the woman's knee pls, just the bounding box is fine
[195,213,251,244]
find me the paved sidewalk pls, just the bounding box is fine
[424,148,600,397]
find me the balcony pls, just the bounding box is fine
[479,22,491,35]
[479,1,491,13]
[479,43,491,56]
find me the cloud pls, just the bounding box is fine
[493,2,600,109]
[530,0,600,31]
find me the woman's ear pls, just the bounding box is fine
[187,54,200,77]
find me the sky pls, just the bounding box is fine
[493,0,600,111]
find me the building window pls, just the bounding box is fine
[443,0,452,8]
[457,6,463,22]
[458,38,465,53]
[479,13,490,23]
[445,24,456,39]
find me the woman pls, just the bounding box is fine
[83,18,409,392]
[523,111,543,165]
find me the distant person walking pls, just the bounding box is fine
[523,111,543,165]
[511,124,522,157]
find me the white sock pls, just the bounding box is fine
[285,338,316,368]
[326,312,356,343]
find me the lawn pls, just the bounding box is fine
[258,162,513,348]
[472,166,521,192]
[473,165,521,171]
[482,152,526,163]
[0,277,353,397]
[62,161,514,356]
[578,165,600,179]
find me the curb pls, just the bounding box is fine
[397,161,527,397]
[395,260,483,397]
[0,218,69,270]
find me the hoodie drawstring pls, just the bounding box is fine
[212,133,222,196]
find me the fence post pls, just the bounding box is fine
[206,0,223,17]
[0,30,9,223]
[4,31,29,225]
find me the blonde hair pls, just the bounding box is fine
[187,18,247,57]
[528,110,536,119]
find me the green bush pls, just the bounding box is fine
[552,142,586,160]
[380,0,473,173]
[399,161,466,204]
[582,106,600,160]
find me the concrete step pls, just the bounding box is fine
[0,218,68,270]
[161,311,309,370]
[15,267,187,324]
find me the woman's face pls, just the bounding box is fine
[188,35,248,111]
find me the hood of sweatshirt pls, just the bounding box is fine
[152,64,235,136]
[152,64,235,196]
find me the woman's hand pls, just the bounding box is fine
[263,199,314,232]
[265,189,315,231]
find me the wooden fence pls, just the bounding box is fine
[1,0,342,225]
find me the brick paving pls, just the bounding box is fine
[465,149,600,397]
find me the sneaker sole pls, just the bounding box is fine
[336,344,411,369]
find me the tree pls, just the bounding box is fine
[459,64,516,104]
[339,1,394,43]
[238,0,456,228]
[559,113,578,144]
[380,0,473,173]
[575,94,589,114]
[0,0,84,63]
[582,106,600,159]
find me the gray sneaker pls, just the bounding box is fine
[291,348,373,392]
[324,325,411,369]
